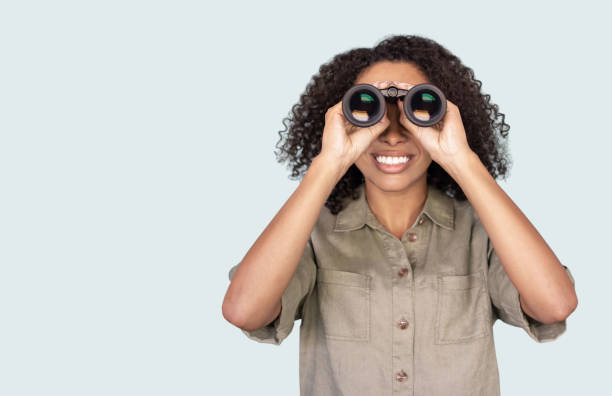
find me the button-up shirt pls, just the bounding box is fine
[227,183,575,396]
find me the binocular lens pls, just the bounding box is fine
[348,90,381,123]
[341,83,447,128]
[410,89,442,122]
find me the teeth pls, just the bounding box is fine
[375,155,411,165]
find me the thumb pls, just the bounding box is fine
[396,98,429,140]
[349,114,391,153]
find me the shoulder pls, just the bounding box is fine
[312,203,339,237]
[453,196,478,224]
[451,195,487,236]
[452,195,492,256]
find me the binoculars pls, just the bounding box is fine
[341,83,447,128]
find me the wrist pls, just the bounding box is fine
[310,154,348,184]
[440,150,480,181]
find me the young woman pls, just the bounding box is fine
[222,34,577,396]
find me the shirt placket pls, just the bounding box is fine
[379,215,426,395]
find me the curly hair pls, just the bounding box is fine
[273,34,512,215]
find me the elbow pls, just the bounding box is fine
[557,292,578,322]
[549,290,578,323]
[547,269,579,323]
[222,276,253,329]
[222,297,261,331]
[526,292,578,324]
[223,295,280,332]
[222,289,249,329]
[222,298,242,328]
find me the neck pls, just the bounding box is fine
[364,177,428,239]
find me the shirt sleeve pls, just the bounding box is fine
[227,237,317,346]
[486,238,575,343]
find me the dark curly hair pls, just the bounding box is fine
[273,34,512,215]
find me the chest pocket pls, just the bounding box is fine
[435,271,491,344]
[316,268,371,342]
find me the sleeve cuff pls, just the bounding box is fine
[238,280,303,345]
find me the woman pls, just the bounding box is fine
[222,34,577,396]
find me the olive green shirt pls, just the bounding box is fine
[227,183,575,396]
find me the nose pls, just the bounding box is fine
[378,103,409,144]
[379,127,408,144]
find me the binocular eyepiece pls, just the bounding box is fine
[341,83,447,128]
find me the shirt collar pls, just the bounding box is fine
[333,183,455,232]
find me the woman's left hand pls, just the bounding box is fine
[390,81,475,167]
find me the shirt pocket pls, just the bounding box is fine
[435,271,491,345]
[316,268,371,342]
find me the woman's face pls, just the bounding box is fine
[353,61,433,193]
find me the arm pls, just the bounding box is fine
[222,155,343,331]
[392,90,578,325]
[443,151,578,324]
[223,95,392,332]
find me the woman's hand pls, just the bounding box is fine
[317,81,392,174]
[391,80,475,167]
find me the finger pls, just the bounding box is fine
[325,100,343,119]
[368,80,392,90]
[445,99,461,122]
[398,97,447,136]
[367,80,417,91]
[426,99,457,131]
[330,100,364,135]
[325,100,346,126]
[348,114,390,151]
[391,80,416,90]
[396,98,422,135]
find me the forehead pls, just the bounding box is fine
[355,60,430,85]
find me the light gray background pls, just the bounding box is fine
[0,1,609,395]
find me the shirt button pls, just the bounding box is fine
[396,369,408,382]
[418,217,425,225]
[407,232,417,242]
[397,267,409,277]
[398,318,409,329]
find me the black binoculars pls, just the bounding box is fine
[342,83,447,128]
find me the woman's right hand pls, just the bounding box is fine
[317,82,391,173]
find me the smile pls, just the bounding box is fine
[371,154,415,174]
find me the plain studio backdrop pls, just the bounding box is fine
[0,1,609,395]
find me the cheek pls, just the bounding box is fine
[354,153,374,172]
[420,151,432,166]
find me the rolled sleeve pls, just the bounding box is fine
[487,240,575,343]
[227,237,317,345]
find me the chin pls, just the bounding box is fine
[365,174,422,192]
